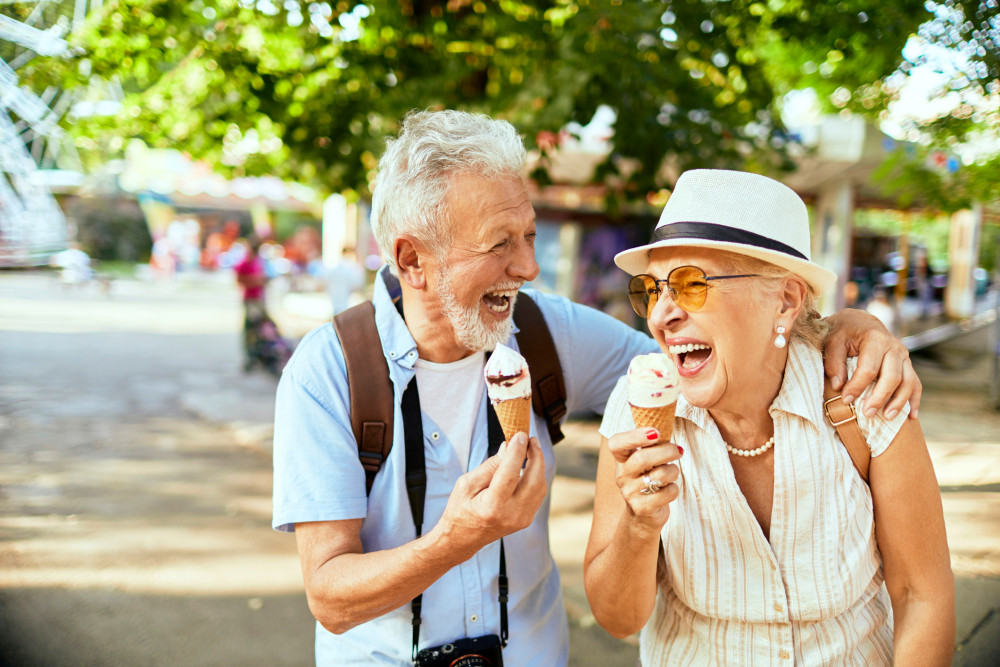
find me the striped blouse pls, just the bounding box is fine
[599,340,909,666]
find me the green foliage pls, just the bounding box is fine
[875,146,1000,213]
[870,0,1000,210]
[17,0,931,203]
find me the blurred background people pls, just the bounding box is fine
[324,247,365,315]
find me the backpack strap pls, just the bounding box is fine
[822,375,870,484]
[333,301,394,495]
[513,293,567,444]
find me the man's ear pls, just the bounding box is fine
[395,234,429,289]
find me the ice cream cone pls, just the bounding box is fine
[494,395,532,442]
[630,402,676,443]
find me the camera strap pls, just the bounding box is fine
[402,367,510,660]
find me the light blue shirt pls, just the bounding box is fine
[273,267,657,666]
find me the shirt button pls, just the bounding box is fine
[779,650,790,660]
[407,351,416,358]
[774,602,783,613]
[431,432,440,440]
[470,614,478,622]
[389,351,397,358]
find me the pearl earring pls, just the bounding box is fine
[774,325,787,349]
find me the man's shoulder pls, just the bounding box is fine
[520,289,642,338]
[283,322,342,378]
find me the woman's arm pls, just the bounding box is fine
[584,429,682,638]
[870,418,954,665]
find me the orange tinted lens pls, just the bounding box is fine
[668,266,709,312]
[628,275,657,318]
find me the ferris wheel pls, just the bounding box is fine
[0,0,97,265]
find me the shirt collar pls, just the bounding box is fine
[674,338,827,432]
[770,339,827,428]
[373,266,419,370]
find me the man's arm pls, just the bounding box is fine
[296,433,547,634]
[823,309,922,420]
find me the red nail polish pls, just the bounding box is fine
[677,445,684,456]
[646,429,659,441]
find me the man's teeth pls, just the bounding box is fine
[486,290,518,312]
[667,343,711,355]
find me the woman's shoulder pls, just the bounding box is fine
[844,357,910,457]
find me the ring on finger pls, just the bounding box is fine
[641,474,656,495]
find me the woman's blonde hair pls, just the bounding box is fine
[715,251,829,349]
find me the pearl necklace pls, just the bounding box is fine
[726,436,775,458]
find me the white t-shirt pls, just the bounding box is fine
[414,353,486,472]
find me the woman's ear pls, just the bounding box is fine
[778,276,808,319]
[394,234,429,290]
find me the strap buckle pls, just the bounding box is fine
[824,395,858,427]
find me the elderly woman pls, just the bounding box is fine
[584,170,954,666]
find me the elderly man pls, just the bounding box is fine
[272,109,919,665]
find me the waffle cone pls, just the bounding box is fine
[630,402,676,443]
[493,395,532,442]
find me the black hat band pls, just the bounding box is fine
[650,222,808,261]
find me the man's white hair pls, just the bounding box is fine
[371,109,527,273]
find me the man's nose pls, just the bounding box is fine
[510,239,540,282]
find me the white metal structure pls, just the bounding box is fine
[0,0,93,265]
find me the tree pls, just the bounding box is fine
[17,0,931,203]
[874,0,1000,211]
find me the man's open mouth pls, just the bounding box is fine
[483,289,518,313]
[668,343,712,370]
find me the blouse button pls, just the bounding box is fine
[774,602,783,613]
[389,351,397,358]
[431,432,440,440]
[470,614,478,622]
[779,650,790,660]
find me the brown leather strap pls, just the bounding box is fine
[822,375,870,484]
[513,293,567,444]
[333,301,394,495]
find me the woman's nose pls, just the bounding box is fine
[648,288,686,331]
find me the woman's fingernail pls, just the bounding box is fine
[912,408,919,419]
[646,429,660,441]
[677,445,684,456]
[831,376,843,390]
[864,407,877,419]
[842,394,855,405]
[886,409,898,420]
[497,442,506,458]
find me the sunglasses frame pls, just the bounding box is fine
[628,266,758,318]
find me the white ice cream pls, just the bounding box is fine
[627,353,679,408]
[484,343,531,402]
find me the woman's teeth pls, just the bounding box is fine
[667,343,710,355]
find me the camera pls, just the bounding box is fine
[414,634,503,667]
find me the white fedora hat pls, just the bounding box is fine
[615,169,837,296]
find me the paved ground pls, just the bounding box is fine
[1,271,998,666]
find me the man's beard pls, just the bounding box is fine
[436,265,520,352]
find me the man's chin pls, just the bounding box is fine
[457,315,514,353]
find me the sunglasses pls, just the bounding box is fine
[627,265,758,318]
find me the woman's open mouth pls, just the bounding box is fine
[668,342,712,375]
